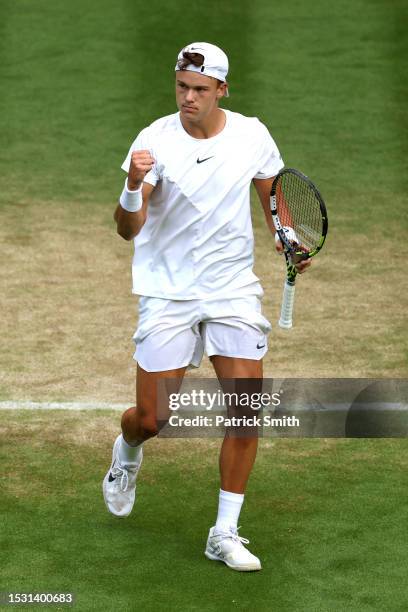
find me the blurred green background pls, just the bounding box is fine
[1,0,407,388]
[1,2,408,611]
[1,0,407,232]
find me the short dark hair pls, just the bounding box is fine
[176,51,205,71]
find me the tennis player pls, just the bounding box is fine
[103,42,310,571]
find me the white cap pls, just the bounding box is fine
[175,42,229,96]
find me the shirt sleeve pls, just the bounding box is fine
[120,127,160,187]
[253,121,284,179]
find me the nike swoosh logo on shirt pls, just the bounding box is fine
[197,156,214,164]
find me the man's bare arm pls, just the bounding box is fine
[114,149,156,241]
[114,182,154,241]
[253,176,276,235]
[253,177,311,274]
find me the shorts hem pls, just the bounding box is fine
[206,348,268,361]
[133,351,201,373]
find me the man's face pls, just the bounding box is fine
[175,70,226,122]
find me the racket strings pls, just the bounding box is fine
[277,174,323,251]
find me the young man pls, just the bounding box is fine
[103,42,310,571]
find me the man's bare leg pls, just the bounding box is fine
[204,355,263,571]
[121,364,187,445]
[211,355,262,494]
[103,364,186,517]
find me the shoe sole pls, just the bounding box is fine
[204,550,262,572]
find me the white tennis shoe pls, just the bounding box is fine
[102,435,143,518]
[205,526,262,571]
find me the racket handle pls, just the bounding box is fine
[279,281,295,329]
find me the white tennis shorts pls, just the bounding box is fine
[133,294,272,372]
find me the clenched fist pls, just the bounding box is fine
[128,150,155,190]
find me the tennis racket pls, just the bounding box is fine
[270,168,328,329]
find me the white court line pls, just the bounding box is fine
[0,401,128,411]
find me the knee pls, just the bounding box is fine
[121,407,137,432]
[121,406,158,441]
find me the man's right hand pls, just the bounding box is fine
[128,150,155,190]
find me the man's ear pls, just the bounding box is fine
[216,82,228,98]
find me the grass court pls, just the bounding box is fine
[0,0,407,610]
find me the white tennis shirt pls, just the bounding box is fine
[121,109,284,299]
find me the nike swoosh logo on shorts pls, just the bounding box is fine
[257,342,266,349]
[197,156,214,164]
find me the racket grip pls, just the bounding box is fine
[279,281,295,329]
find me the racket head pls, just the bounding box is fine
[270,168,328,260]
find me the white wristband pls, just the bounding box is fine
[275,226,299,245]
[119,178,143,213]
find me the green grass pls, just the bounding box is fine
[1,411,408,612]
[1,0,407,231]
[1,1,407,610]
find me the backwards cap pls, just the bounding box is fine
[175,42,229,97]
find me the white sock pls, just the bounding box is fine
[118,434,142,467]
[215,489,244,531]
